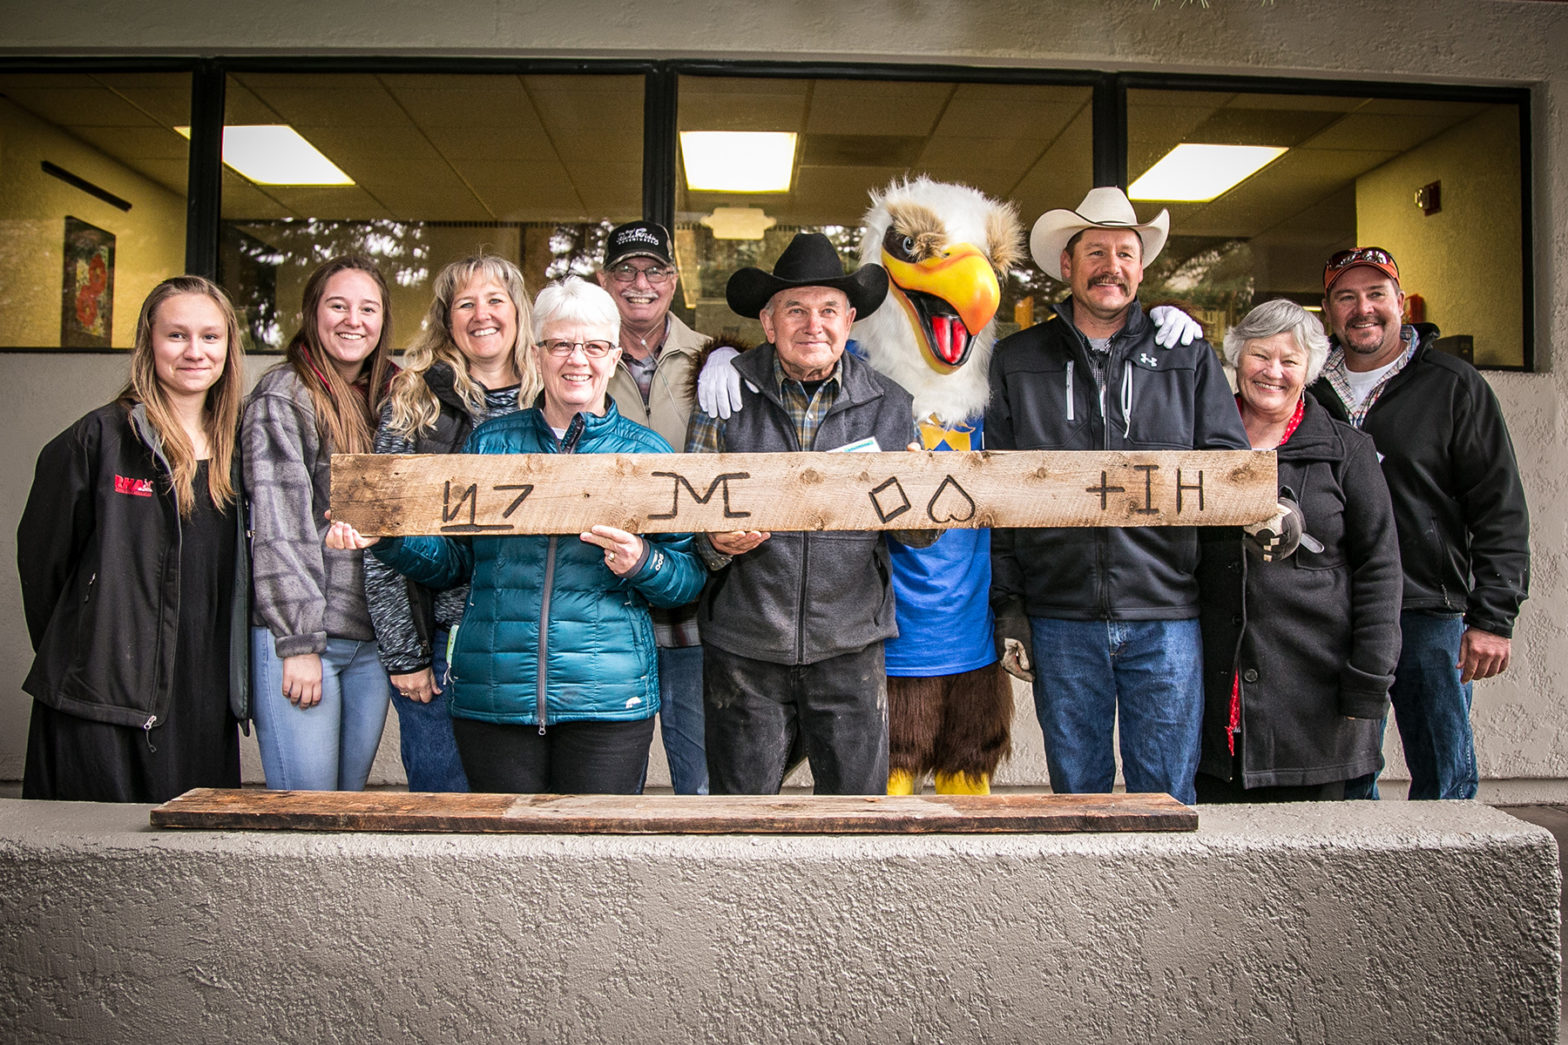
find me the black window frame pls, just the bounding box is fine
[0,57,1533,370]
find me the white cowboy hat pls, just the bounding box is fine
[1029,187,1170,282]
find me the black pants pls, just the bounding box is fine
[703,642,889,795]
[452,716,655,794]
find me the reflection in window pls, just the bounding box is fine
[1126,89,1525,366]
[218,72,643,351]
[0,72,190,349]
[674,75,1094,343]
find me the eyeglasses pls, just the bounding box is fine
[606,262,675,285]
[541,339,616,358]
[1325,247,1396,272]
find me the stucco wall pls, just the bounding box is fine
[0,799,1557,1042]
[0,0,1563,792]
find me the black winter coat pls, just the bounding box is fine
[1196,397,1401,788]
[1309,327,1529,637]
[987,299,1250,620]
[18,401,250,730]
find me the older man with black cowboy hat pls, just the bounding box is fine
[686,231,932,795]
[986,187,1249,806]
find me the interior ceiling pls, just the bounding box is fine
[1,71,1492,265]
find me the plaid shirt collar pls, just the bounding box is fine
[1321,325,1418,427]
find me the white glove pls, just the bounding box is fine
[1149,305,1203,348]
[696,346,746,420]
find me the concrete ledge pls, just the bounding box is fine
[0,800,1558,1043]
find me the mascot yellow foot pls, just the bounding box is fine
[887,768,920,795]
[933,771,991,795]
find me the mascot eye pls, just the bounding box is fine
[883,227,919,263]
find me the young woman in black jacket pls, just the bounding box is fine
[19,275,249,801]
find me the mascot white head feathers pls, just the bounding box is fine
[852,177,1025,425]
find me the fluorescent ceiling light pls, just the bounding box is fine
[1128,144,1286,202]
[176,125,354,186]
[680,132,796,193]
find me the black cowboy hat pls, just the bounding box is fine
[726,232,889,319]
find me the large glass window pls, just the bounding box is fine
[0,72,190,349]
[674,74,1094,342]
[218,72,644,351]
[1125,87,1526,367]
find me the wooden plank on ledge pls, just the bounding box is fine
[331,449,1276,536]
[151,789,1197,834]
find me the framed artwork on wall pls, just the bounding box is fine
[61,216,115,349]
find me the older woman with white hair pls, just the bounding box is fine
[331,277,705,793]
[1194,298,1403,802]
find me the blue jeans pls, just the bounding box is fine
[251,629,390,791]
[389,629,469,793]
[1363,612,1476,801]
[658,645,708,795]
[1028,617,1203,805]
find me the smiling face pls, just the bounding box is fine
[760,285,855,383]
[596,256,678,333]
[313,268,385,381]
[1236,331,1308,422]
[1324,266,1406,371]
[534,319,620,430]
[1061,227,1144,329]
[449,275,519,379]
[150,292,229,405]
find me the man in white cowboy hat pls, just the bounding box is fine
[985,186,1249,806]
[686,231,934,795]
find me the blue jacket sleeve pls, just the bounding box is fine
[623,531,707,609]
[372,534,474,592]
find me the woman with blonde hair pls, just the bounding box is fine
[364,253,539,791]
[19,275,249,801]
[244,254,396,791]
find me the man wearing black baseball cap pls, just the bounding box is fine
[596,220,714,795]
[1310,246,1530,800]
[686,231,932,795]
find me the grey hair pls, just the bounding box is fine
[531,277,621,344]
[1222,299,1331,385]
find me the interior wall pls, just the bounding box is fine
[1355,105,1524,366]
[0,0,1563,790]
[0,97,186,348]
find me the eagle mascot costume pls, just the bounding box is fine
[854,177,1023,795]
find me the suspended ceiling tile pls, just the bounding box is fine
[254,185,394,222]
[1305,112,1469,153]
[573,162,644,215]
[0,87,156,127]
[386,80,540,131]
[806,80,952,137]
[220,176,295,220]
[790,164,910,223]
[932,84,1088,140]
[241,82,408,129]
[916,134,1054,176]
[222,80,279,124]
[423,122,552,163]
[679,78,808,132]
[71,125,189,163]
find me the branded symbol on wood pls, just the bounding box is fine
[649,471,753,521]
[869,477,912,523]
[926,476,977,523]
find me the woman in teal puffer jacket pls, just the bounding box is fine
[331,277,705,793]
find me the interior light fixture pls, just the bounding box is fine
[701,206,777,241]
[176,125,354,186]
[680,132,796,193]
[1128,143,1286,202]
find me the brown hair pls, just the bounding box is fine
[121,275,245,516]
[283,255,394,455]
[384,254,538,439]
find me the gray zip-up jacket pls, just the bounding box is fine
[243,364,375,657]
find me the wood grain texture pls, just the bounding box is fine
[150,789,1197,834]
[331,449,1276,536]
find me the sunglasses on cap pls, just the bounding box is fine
[1326,247,1396,271]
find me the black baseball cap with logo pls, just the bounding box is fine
[604,220,674,268]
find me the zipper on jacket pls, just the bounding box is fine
[1065,361,1075,422]
[536,537,558,734]
[142,714,158,753]
[82,572,96,602]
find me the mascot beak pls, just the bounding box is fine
[880,243,1002,373]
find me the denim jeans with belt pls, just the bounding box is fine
[1027,617,1204,805]
[388,628,469,793]
[251,628,390,791]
